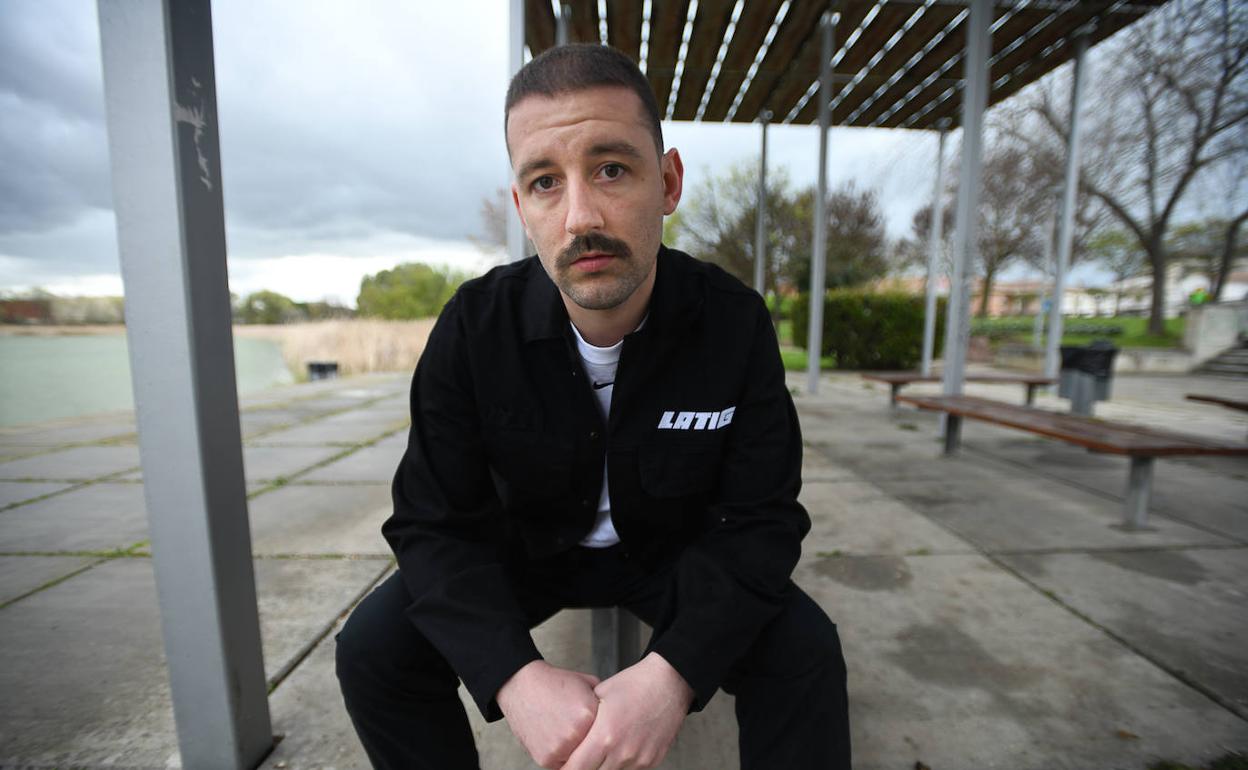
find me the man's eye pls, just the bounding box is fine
[601,164,624,180]
[532,176,556,192]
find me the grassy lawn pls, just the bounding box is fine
[780,347,834,372]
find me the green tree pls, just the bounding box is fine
[238,290,303,324]
[357,263,471,320]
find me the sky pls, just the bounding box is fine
[1,0,1108,307]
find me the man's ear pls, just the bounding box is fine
[660,148,684,216]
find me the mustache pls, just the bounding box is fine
[557,233,633,268]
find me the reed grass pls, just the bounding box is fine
[234,319,436,379]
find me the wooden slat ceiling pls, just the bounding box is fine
[526,0,1167,130]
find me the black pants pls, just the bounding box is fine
[335,546,850,769]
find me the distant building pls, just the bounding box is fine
[868,275,1112,318]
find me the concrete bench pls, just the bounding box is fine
[897,394,1248,530]
[863,372,1055,407]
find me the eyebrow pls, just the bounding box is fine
[515,140,645,183]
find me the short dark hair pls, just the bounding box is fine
[505,44,665,156]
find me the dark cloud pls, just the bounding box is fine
[1,0,511,286]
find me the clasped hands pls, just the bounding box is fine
[496,652,694,770]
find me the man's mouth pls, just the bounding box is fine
[572,251,615,271]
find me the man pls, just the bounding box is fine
[336,43,850,770]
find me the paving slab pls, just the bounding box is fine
[299,442,406,484]
[0,483,148,553]
[0,445,46,461]
[801,481,973,557]
[795,552,1248,769]
[801,446,860,481]
[0,444,140,481]
[247,483,392,556]
[0,554,98,605]
[315,405,408,424]
[998,547,1248,718]
[0,556,390,767]
[0,480,73,509]
[876,474,1231,553]
[246,417,403,447]
[983,437,1248,542]
[0,419,136,447]
[245,446,348,482]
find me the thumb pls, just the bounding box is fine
[571,670,601,688]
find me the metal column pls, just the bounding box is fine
[507,0,528,263]
[806,12,835,395]
[921,123,949,377]
[96,2,272,767]
[754,111,771,295]
[1124,456,1154,529]
[556,1,570,46]
[1045,32,1090,380]
[941,0,991,400]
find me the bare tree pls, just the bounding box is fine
[673,159,802,298]
[470,187,532,258]
[785,182,889,291]
[1085,228,1149,315]
[1024,0,1248,333]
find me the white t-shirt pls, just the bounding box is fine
[569,322,625,548]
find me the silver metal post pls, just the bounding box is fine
[921,123,949,377]
[557,2,570,46]
[507,0,528,263]
[1046,33,1090,380]
[96,2,271,767]
[592,608,641,679]
[806,12,835,395]
[1124,456,1154,529]
[754,111,771,295]
[941,0,991,399]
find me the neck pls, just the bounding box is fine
[565,266,655,347]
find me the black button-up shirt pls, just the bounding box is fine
[384,245,809,720]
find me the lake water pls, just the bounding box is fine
[0,334,294,428]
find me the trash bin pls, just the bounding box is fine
[306,361,339,381]
[1059,340,1118,415]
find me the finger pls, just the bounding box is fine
[572,670,601,688]
[560,731,606,770]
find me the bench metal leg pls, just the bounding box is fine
[890,383,901,407]
[592,607,641,679]
[942,415,962,455]
[1123,456,1154,530]
[1025,384,1037,406]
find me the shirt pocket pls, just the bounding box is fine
[638,438,721,499]
[485,427,573,498]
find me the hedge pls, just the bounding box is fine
[970,316,1123,340]
[791,290,946,370]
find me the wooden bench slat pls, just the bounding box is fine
[1187,394,1248,413]
[897,394,1248,457]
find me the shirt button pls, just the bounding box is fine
[581,498,591,507]
[589,431,599,440]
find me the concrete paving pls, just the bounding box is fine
[0,369,1245,769]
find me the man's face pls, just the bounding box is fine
[507,86,683,312]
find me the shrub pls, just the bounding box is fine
[791,290,945,370]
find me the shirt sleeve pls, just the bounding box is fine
[647,297,810,710]
[381,293,542,722]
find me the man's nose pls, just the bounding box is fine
[564,180,605,235]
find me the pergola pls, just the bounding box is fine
[95,1,1166,766]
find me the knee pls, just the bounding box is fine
[739,588,846,684]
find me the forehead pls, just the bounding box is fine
[507,86,657,165]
